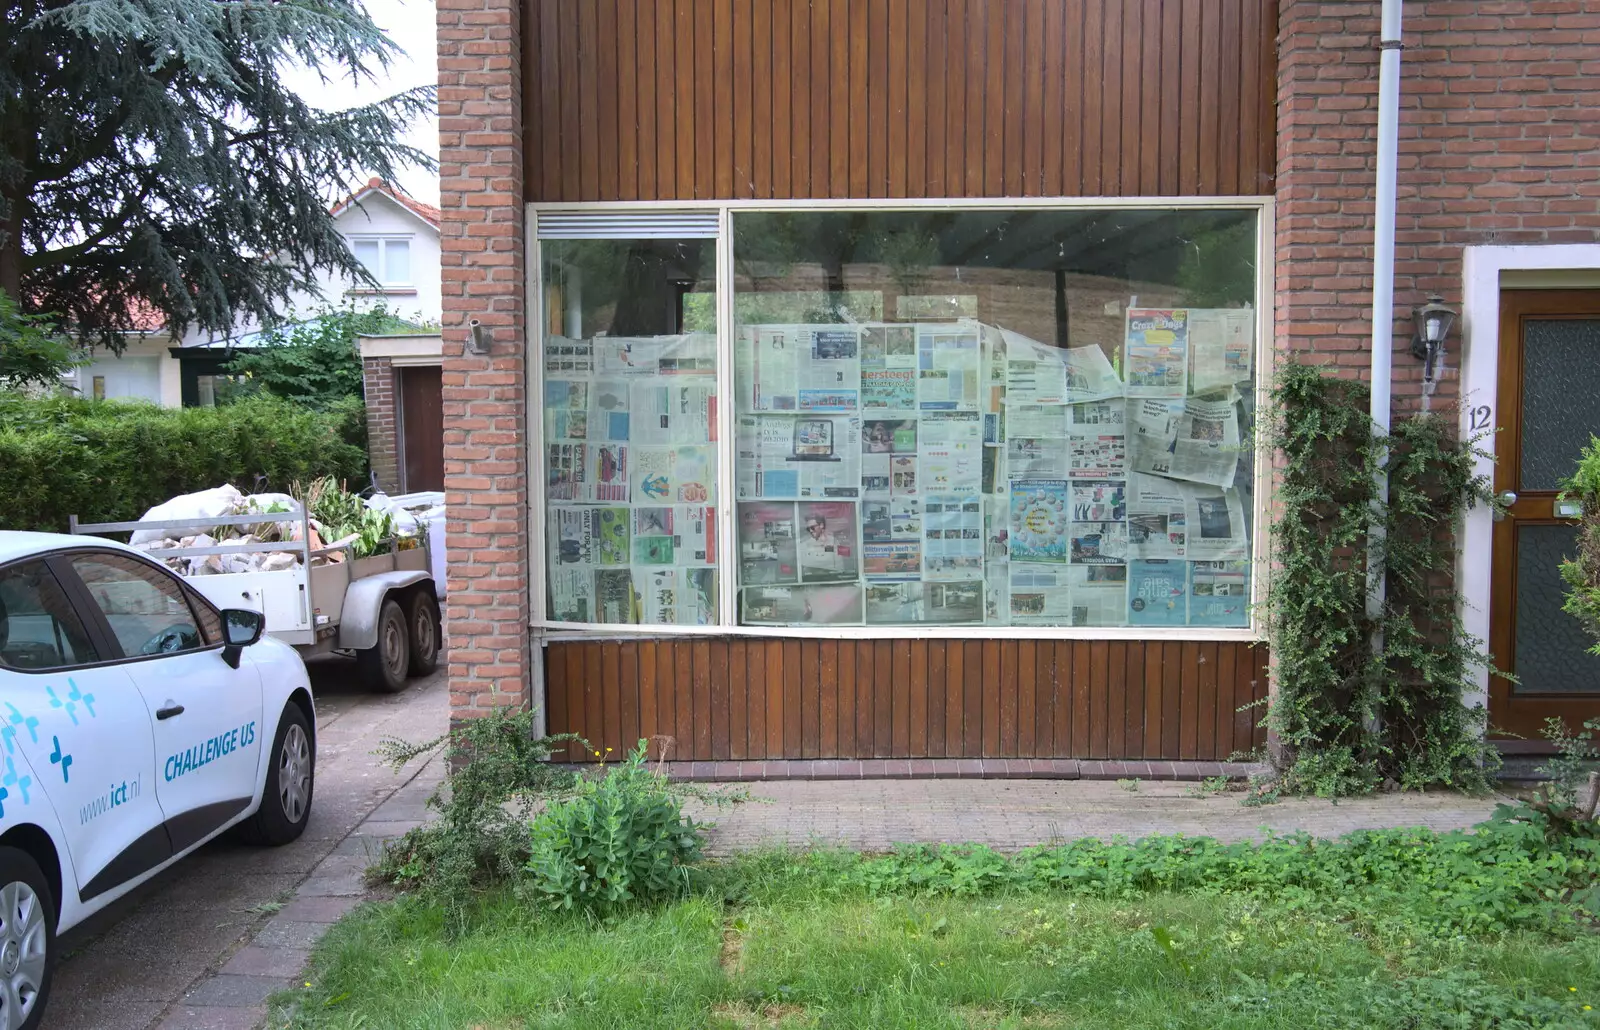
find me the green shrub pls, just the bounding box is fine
[524,742,705,914]
[0,393,367,531]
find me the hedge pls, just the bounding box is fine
[0,394,369,532]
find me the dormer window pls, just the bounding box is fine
[352,236,412,288]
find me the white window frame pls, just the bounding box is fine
[526,195,1276,642]
[349,234,414,289]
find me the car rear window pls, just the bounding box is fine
[0,561,101,671]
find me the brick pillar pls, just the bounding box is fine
[362,356,399,492]
[438,0,530,716]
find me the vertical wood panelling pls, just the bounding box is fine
[874,641,894,756]
[746,638,767,757]
[783,639,802,757]
[909,639,929,756]
[801,639,821,757]
[706,638,727,760]
[944,640,964,757]
[820,640,839,757]
[728,638,748,760]
[525,0,1276,202]
[837,640,857,756]
[600,641,622,754]
[892,640,912,755]
[1017,639,1036,756]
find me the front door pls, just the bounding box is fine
[1489,289,1600,745]
[399,365,444,492]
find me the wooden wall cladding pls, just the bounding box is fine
[522,0,1278,203]
[544,638,1269,762]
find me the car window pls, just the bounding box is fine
[69,553,209,658]
[183,586,223,646]
[0,561,101,671]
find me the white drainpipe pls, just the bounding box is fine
[1367,1,1404,629]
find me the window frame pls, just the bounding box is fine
[527,196,1275,642]
[50,548,228,666]
[349,234,415,289]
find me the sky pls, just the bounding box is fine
[280,0,440,207]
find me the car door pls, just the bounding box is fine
[0,557,168,904]
[61,551,264,854]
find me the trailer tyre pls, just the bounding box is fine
[357,598,410,693]
[408,592,441,677]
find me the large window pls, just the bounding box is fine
[537,205,1262,634]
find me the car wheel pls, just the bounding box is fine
[407,592,441,677]
[357,598,410,693]
[0,847,54,1030]
[238,703,315,847]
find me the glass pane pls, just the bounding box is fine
[70,554,205,656]
[1519,317,1600,491]
[384,239,411,284]
[353,239,381,278]
[541,238,720,626]
[1513,523,1600,694]
[0,561,100,670]
[730,209,1258,629]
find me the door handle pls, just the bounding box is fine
[156,704,185,721]
[1493,491,1516,521]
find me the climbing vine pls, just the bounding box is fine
[1266,362,1497,795]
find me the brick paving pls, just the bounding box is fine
[689,779,1509,855]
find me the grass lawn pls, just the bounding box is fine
[279,839,1600,1030]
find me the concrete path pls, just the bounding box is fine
[44,658,448,1030]
[691,779,1508,855]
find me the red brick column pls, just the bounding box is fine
[437,0,530,716]
[362,356,400,492]
[1276,0,1600,412]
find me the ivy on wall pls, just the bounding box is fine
[1266,363,1497,795]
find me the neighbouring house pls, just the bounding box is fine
[77,178,443,407]
[438,0,1600,770]
[360,331,444,493]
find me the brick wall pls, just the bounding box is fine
[438,0,530,715]
[1276,0,1600,409]
[362,357,399,492]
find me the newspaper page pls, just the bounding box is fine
[547,567,595,623]
[1188,308,1255,394]
[1069,518,1128,565]
[1124,309,1189,398]
[543,335,593,375]
[738,501,799,585]
[641,567,717,626]
[1066,419,1127,479]
[595,333,716,378]
[1126,559,1188,627]
[544,379,589,441]
[1065,345,1124,403]
[1188,560,1251,627]
[865,581,925,624]
[919,410,983,495]
[741,583,863,626]
[1185,487,1250,561]
[1126,473,1189,559]
[1009,563,1075,625]
[797,328,862,412]
[1009,480,1070,563]
[630,505,716,567]
[862,496,921,544]
[922,494,984,580]
[594,568,639,624]
[1068,565,1128,626]
[862,324,918,368]
[1128,395,1242,489]
[1069,479,1126,523]
[863,541,922,581]
[1008,438,1068,480]
[631,445,715,504]
[796,501,860,582]
[1006,404,1071,439]
[547,442,629,502]
[1002,329,1069,405]
[587,379,632,441]
[984,562,1009,624]
[629,382,715,445]
[861,367,916,410]
[750,326,799,410]
[917,325,981,410]
[734,414,860,499]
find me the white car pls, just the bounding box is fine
[0,531,316,1030]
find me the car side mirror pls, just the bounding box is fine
[221,609,265,669]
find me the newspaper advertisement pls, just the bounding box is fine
[865,581,925,624]
[749,326,798,410]
[547,567,595,623]
[1006,404,1071,439]
[1189,308,1255,393]
[630,505,716,567]
[862,324,918,368]
[596,333,716,377]
[1066,345,1124,403]
[1002,329,1069,405]
[863,541,922,581]
[918,410,983,495]
[984,495,1010,561]
[797,328,862,412]
[1008,564,1075,625]
[1070,519,1128,565]
[595,568,639,624]
[923,580,984,623]
[1066,421,1127,479]
[544,335,594,375]
[734,414,860,499]
[1127,559,1188,627]
[631,445,715,504]
[863,417,918,454]
[641,567,717,626]
[1071,398,1124,427]
[1068,565,1128,626]
[1008,438,1068,480]
[1188,560,1251,627]
[587,379,632,441]
[629,382,715,445]
[922,494,984,580]
[863,496,920,544]
[741,583,863,626]
[738,501,798,585]
[1125,309,1189,397]
[1125,473,1189,559]
[544,379,589,441]
[1186,488,1250,561]
[1009,480,1070,564]
[1128,396,1241,490]
[917,325,980,410]
[796,501,859,582]
[548,443,628,502]
[862,367,916,410]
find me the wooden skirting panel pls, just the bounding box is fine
[544,638,1268,763]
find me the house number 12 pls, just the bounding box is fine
[1468,405,1492,432]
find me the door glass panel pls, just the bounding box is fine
[0,561,100,670]
[1518,317,1600,491]
[1512,523,1600,694]
[69,554,206,657]
[540,237,720,626]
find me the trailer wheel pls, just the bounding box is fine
[407,592,441,677]
[357,598,410,692]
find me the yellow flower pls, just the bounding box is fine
[1584,1005,1592,1012]
[606,747,613,752]
[1572,987,1579,992]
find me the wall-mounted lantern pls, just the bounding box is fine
[1408,294,1456,387]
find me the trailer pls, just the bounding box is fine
[69,508,439,692]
